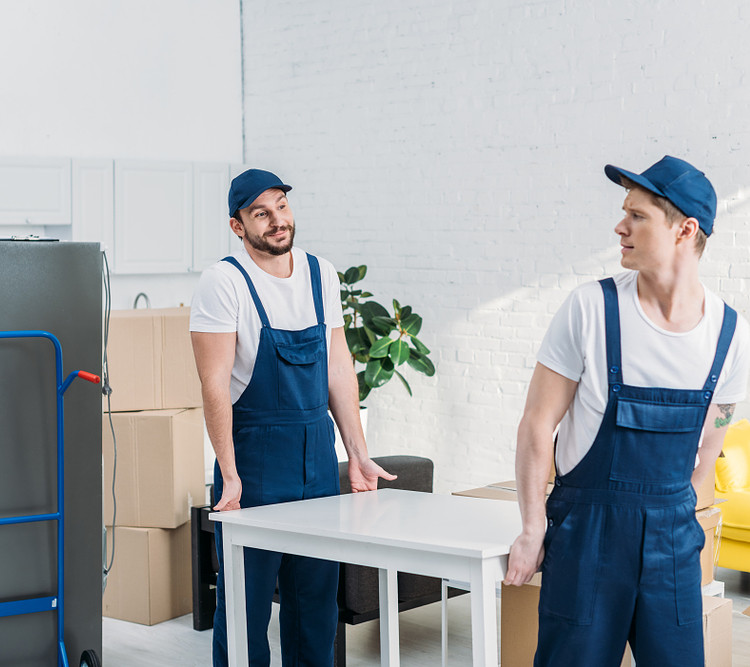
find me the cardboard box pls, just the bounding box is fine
[501,578,731,667]
[107,307,201,411]
[103,522,192,625]
[696,506,722,587]
[695,472,715,511]
[453,486,520,502]
[102,408,205,528]
[700,595,732,667]
[500,575,630,667]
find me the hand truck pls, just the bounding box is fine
[0,330,101,667]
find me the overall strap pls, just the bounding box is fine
[702,302,737,394]
[599,278,623,387]
[221,256,271,328]
[306,253,325,325]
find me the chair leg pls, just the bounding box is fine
[333,620,346,667]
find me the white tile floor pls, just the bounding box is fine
[103,567,750,666]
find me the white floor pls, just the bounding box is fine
[103,568,750,666]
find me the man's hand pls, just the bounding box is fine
[213,476,242,512]
[504,529,545,586]
[348,457,397,492]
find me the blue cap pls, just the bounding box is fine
[228,169,292,216]
[604,156,717,236]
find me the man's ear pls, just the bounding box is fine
[229,216,244,239]
[676,217,700,244]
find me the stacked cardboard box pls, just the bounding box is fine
[102,307,205,625]
[455,473,729,666]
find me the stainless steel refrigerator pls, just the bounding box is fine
[0,241,102,666]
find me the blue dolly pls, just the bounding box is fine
[0,331,101,667]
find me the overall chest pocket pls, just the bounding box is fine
[275,338,326,410]
[610,398,705,485]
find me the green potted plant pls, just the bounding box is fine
[338,265,435,402]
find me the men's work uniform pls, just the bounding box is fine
[210,253,340,667]
[535,278,736,666]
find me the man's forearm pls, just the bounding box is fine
[202,382,238,481]
[515,416,555,538]
[328,364,368,461]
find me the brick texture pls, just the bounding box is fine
[241,0,750,493]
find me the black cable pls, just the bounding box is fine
[101,251,117,580]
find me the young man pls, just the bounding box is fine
[190,168,394,667]
[505,156,749,665]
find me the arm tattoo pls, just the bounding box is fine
[714,403,735,429]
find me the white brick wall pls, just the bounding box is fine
[241,0,750,493]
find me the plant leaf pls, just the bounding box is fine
[337,271,345,282]
[407,349,435,377]
[399,305,412,320]
[346,327,366,353]
[368,336,392,358]
[360,300,390,322]
[363,327,376,345]
[411,336,430,355]
[388,339,410,366]
[401,313,423,336]
[365,358,395,388]
[361,291,373,298]
[370,315,397,335]
[392,299,401,316]
[343,266,361,285]
[357,265,367,280]
[394,370,413,397]
[356,371,371,402]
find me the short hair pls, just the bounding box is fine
[619,176,707,257]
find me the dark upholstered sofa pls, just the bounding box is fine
[191,454,463,666]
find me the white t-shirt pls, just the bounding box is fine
[538,271,750,475]
[190,246,345,403]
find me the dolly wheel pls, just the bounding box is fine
[80,649,101,667]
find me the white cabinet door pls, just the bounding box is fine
[0,157,71,225]
[192,163,230,271]
[113,160,193,274]
[72,159,114,251]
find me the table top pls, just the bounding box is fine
[210,488,522,559]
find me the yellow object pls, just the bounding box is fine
[715,418,750,571]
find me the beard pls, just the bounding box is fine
[243,223,295,256]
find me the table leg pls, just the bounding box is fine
[222,527,249,667]
[441,579,448,667]
[470,560,498,667]
[378,568,400,666]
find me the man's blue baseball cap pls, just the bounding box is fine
[228,169,292,217]
[604,155,717,236]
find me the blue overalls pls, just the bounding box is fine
[535,277,736,666]
[212,253,340,667]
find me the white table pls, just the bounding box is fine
[210,488,522,667]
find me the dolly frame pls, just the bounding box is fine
[0,330,100,667]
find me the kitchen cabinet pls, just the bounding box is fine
[0,157,71,226]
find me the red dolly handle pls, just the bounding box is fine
[76,371,101,384]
